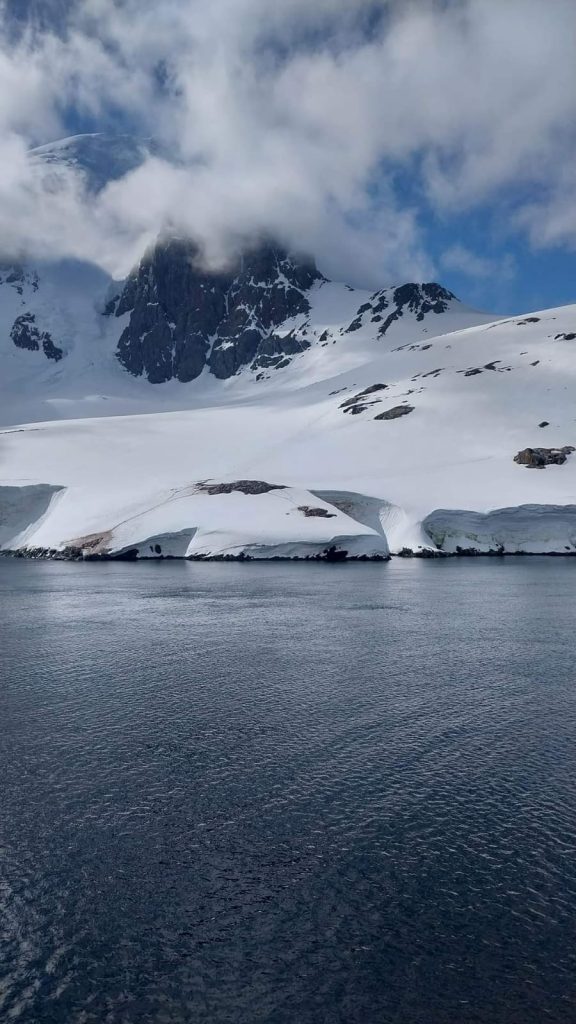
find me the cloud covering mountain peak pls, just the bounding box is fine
[0,0,575,290]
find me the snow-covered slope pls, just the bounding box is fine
[1,133,576,559]
[2,301,576,558]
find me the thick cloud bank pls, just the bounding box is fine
[0,0,575,284]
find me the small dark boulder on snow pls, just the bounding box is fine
[298,506,336,518]
[374,405,415,421]
[539,421,550,428]
[514,446,575,468]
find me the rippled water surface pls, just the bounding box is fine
[1,559,576,1024]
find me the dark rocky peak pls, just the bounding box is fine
[345,282,456,337]
[209,244,324,379]
[116,238,233,384]
[392,282,455,315]
[237,243,324,292]
[115,237,324,383]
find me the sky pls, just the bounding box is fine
[0,0,575,314]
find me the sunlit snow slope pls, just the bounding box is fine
[2,294,576,558]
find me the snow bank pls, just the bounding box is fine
[0,484,64,549]
[424,505,576,555]
[0,483,388,560]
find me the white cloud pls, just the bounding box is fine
[442,244,516,281]
[0,0,575,284]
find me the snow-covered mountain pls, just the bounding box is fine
[29,134,154,194]
[1,134,576,559]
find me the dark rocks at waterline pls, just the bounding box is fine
[514,446,575,469]
[396,547,444,559]
[4,545,390,563]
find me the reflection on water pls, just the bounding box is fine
[0,558,575,1023]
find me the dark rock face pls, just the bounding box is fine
[10,313,63,361]
[343,282,455,338]
[41,334,64,362]
[115,240,324,383]
[514,446,575,468]
[377,283,454,336]
[210,245,321,378]
[375,405,415,420]
[11,313,40,352]
[116,239,232,383]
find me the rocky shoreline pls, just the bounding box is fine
[3,546,576,562]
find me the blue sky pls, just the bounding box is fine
[427,211,576,316]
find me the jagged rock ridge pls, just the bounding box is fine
[111,238,457,384]
[112,240,325,383]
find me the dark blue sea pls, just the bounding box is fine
[1,558,575,1023]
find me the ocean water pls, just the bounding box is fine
[0,558,575,1024]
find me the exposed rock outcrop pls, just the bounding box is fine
[514,446,575,468]
[115,239,324,383]
[374,405,415,421]
[298,506,336,518]
[340,383,388,415]
[10,313,40,352]
[116,239,232,383]
[210,245,322,378]
[10,313,63,361]
[196,480,285,495]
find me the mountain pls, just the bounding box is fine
[29,134,153,193]
[1,134,576,559]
